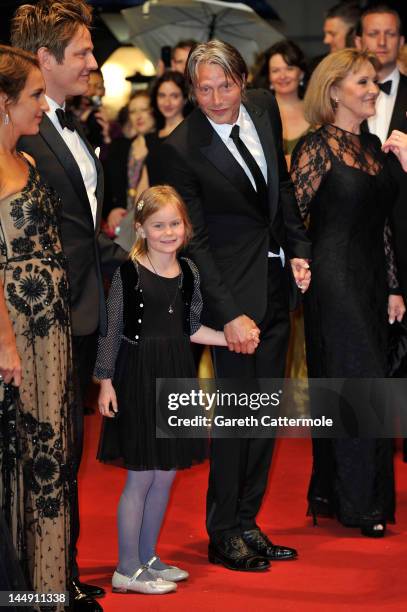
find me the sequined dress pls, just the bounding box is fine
[0,161,75,605]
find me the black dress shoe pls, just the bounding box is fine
[208,534,270,571]
[72,579,105,599]
[242,529,298,561]
[71,581,103,611]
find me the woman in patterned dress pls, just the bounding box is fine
[0,45,75,607]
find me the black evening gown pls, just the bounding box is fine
[291,125,397,527]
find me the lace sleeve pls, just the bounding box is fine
[290,131,331,219]
[93,268,124,379]
[384,220,400,293]
[185,258,203,334]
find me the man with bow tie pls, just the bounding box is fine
[11,1,126,609]
[356,4,407,461]
[356,5,407,296]
[355,5,406,144]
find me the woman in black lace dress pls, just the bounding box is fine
[290,49,405,537]
[0,46,75,606]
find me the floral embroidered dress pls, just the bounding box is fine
[0,160,75,606]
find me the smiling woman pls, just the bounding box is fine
[290,48,406,538]
[0,44,76,608]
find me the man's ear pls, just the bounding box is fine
[398,35,405,51]
[37,46,55,72]
[354,36,363,51]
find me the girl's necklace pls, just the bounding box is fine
[146,253,181,314]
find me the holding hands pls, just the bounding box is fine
[382,130,407,172]
[224,315,260,354]
[290,258,311,293]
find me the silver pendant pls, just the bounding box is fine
[168,306,174,314]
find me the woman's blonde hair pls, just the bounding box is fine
[129,185,193,262]
[304,48,380,127]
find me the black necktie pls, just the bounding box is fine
[55,108,75,131]
[378,80,392,95]
[229,124,268,203]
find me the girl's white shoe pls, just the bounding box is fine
[144,555,189,582]
[112,566,177,594]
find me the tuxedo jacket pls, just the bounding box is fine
[19,115,126,336]
[362,74,407,297]
[158,89,311,328]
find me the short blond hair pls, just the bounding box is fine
[304,48,380,126]
[129,185,193,262]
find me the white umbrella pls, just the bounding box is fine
[121,0,283,68]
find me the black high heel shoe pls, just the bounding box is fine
[360,522,386,538]
[307,497,334,526]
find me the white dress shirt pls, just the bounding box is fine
[367,67,400,144]
[45,95,98,227]
[208,104,284,262]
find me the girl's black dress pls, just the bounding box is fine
[291,125,398,527]
[94,257,207,470]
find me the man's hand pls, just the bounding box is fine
[224,315,260,354]
[290,258,311,293]
[388,294,406,324]
[382,130,407,172]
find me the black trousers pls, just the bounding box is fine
[206,259,290,539]
[70,332,98,578]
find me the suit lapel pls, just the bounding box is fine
[39,115,95,226]
[362,76,407,137]
[388,75,407,136]
[244,97,279,221]
[196,109,269,219]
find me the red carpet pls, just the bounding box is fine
[78,413,407,611]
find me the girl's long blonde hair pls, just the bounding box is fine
[129,185,193,262]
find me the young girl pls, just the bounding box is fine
[94,185,259,595]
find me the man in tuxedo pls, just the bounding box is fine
[158,40,311,571]
[355,4,407,293]
[11,1,126,609]
[356,5,407,460]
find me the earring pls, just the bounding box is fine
[3,113,9,126]
[332,97,339,109]
[299,78,304,87]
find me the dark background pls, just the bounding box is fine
[0,0,406,67]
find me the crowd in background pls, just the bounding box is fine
[2,1,407,611]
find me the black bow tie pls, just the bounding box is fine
[55,108,75,131]
[378,80,392,95]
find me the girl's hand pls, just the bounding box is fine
[0,337,22,386]
[249,328,261,348]
[98,379,118,418]
[388,294,406,324]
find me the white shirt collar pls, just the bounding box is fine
[45,95,65,115]
[207,104,245,141]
